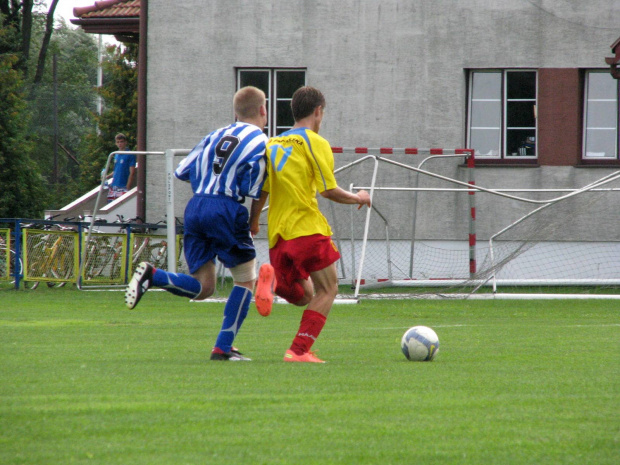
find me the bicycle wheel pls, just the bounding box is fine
[4,250,37,289]
[148,243,168,268]
[24,253,45,290]
[46,247,74,288]
[0,247,9,279]
[46,268,72,288]
[84,244,115,279]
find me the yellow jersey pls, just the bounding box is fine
[264,128,338,248]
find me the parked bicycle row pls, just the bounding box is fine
[0,215,185,289]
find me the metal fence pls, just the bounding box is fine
[0,218,185,289]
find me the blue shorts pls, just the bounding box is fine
[183,195,256,274]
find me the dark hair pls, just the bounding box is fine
[291,86,326,121]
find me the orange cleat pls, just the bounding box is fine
[283,349,325,363]
[255,263,276,316]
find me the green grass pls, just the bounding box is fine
[0,287,619,465]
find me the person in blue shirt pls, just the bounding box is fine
[107,133,136,202]
[124,86,269,361]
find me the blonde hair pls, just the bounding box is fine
[233,86,266,120]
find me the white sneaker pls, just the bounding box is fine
[125,262,154,309]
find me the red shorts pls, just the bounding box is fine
[269,234,341,302]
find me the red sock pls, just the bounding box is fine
[290,309,327,355]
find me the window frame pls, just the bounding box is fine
[467,69,538,162]
[236,68,307,137]
[582,69,619,161]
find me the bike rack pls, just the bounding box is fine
[78,149,190,290]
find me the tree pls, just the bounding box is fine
[0,2,138,216]
[80,43,138,190]
[32,0,57,83]
[0,2,48,218]
[27,20,100,206]
[0,0,58,78]
[0,46,48,218]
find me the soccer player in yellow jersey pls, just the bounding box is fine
[254,86,371,363]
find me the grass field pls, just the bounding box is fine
[0,286,618,465]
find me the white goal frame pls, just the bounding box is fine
[344,155,620,299]
[105,147,620,300]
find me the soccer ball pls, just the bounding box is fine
[401,326,440,361]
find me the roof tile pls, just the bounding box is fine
[73,0,140,19]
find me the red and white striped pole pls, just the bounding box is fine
[332,146,477,279]
[457,149,477,277]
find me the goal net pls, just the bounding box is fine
[254,150,620,299]
[253,148,476,298]
[140,146,620,301]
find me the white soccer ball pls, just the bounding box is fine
[401,326,440,361]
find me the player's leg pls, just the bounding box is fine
[255,241,313,316]
[211,259,256,361]
[304,262,339,317]
[209,200,257,361]
[150,252,218,301]
[125,197,212,309]
[190,260,217,299]
[284,263,337,363]
[255,262,277,316]
[283,235,340,363]
[124,261,206,309]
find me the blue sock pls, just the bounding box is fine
[214,285,252,353]
[152,268,201,299]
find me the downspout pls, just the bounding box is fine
[136,0,148,220]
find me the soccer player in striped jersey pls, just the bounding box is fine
[254,86,371,363]
[125,86,268,361]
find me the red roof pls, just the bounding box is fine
[71,0,140,41]
[73,0,140,19]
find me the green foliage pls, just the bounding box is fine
[0,3,138,216]
[0,23,48,218]
[80,43,138,190]
[0,290,618,464]
[26,22,100,205]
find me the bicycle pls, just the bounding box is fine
[22,218,78,289]
[0,233,23,286]
[79,216,120,282]
[118,215,187,278]
[137,216,186,271]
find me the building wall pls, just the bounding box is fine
[145,0,620,241]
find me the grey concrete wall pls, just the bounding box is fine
[145,0,620,241]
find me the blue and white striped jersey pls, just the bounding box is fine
[175,122,268,202]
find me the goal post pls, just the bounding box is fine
[312,147,477,297]
[154,144,620,300]
[329,153,620,299]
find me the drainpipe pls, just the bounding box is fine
[136,0,148,221]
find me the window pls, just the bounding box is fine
[468,70,537,159]
[237,68,306,136]
[584,71,618,159]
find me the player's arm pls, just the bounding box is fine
[311,136,370,208]
[320,186,371,208]
[249,190,269,236]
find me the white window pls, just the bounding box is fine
[237,68,306,137]
[584,71,618,159]
[468,70,537,159]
